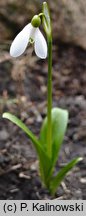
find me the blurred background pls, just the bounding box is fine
[0,0,86,200]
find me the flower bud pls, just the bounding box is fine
[31,15,41,28]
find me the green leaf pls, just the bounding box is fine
[42,2,51,36]
[40,108,68,167]
[50,157,83,195]
[2,112,51,186]
[3,112,41,151]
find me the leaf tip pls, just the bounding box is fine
[2,113,6,118]
[77,157,83,162]
[2,112,11,120]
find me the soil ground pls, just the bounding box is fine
[0,41,86,199]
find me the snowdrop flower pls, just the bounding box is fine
[10,15,47,59]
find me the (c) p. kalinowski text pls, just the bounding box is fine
[32,202,83,212]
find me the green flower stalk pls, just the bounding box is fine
[47,35,52,157]
[2,1,82,195]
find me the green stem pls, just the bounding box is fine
[47,35,52,157]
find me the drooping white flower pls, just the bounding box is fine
[10,15,47,59]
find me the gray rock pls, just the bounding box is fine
[50,0,86,49]
[0,130,9,141]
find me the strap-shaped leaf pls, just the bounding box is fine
[40,108,68,167]
[50,157,83,194]
[2,112,51,186]
[3,112,41,151]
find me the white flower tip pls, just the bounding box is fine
[38,47,47,59]
[40,52,47,59]
[10,45,20,58]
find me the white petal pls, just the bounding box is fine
[34,28,47,59]
[10,23,32,57]
[30,25,37,41]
